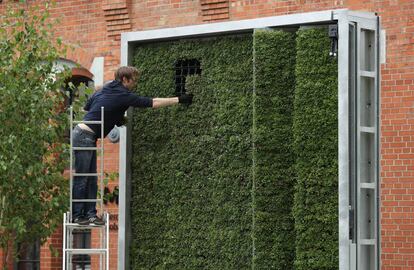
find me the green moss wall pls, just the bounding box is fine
[131,35,254,269]
[293,28,338,270]
[253,30,296,269]
[130,28,338,270]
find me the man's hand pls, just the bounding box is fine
[178,93,193,105]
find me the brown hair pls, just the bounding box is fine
[114,66,140,82]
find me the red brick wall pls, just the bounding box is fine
[40,228,63,270]
[1,0,413,269]
[0,247,13,270]
[372,1,414,269]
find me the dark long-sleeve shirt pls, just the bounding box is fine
[83,80,153,138]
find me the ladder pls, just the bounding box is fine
[63,106,109,270]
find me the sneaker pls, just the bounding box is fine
[88,216,105,225]
[73,217,89,225]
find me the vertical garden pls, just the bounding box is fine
[130,27,338,270]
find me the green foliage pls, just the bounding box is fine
[0,3,74,265]
[102,172,119,204]
[292,28,338,270]
[67,81,93,121]
[131,35,253,269]
[253,29,296,269]
[130,28,338,270]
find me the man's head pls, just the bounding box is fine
[115,66,139,90]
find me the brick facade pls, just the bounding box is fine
[0,0,413,269]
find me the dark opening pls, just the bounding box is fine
[63,74,93,145]
[15,240,40,270]
[174,59,201,95]
[71,230,91,270]
[65,75,93,107]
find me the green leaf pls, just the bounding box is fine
[0,1,72,258]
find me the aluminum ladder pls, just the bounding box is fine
[63,106,109,270]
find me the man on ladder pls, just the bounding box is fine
[72,66,193,225]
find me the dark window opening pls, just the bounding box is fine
[175,59,201,95]
[71,230,91,270]
[63,75,93,145]
[64,75,93,107]
[15,240,40,270]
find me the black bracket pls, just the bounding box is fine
[329,24,338,57]
[349,207,355,241]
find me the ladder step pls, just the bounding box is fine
[65,248,107,254]
[73,173,100,177]
[65,223,106,228]
[72,147,102,151]
[73,120,103,124]
[72,199,103,202]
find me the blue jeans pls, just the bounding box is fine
[72,125,97,219]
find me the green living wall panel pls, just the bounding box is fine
[131,35,253,269]
[253,29,296,270]
[130,28,338,270]
[293,28,339,270]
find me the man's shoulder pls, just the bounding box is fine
[102,80,131,94]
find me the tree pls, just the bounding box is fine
[0,2,76,267]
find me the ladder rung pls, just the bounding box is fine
[66,223,106,228]
[72,199,103,202]
[72,147,101,151]
[73,173,100,177]
[65,248,107,254]
[73,120,103,124]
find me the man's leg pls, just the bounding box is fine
[85,149,105,225]
[73,149,95,222]
[72,126,97,224]
[85,150,97,218]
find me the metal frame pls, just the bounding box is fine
[119,9,381,270]
[356,16,380,270]
[64,107,109,270]
[63,212,110,270]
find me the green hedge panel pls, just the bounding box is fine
[253,29,296,270]
[131,35,253,269]
[130,28,339,270]
[293,28,338,270]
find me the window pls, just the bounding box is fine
[71,230,91,270]
[63,73,93,144]
[64,75,94,107]
[15,240,40,270]
[174,59,201,95]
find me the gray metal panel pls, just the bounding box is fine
[347,10,378,20]
[375,16,381,270]
[338,10,351,270]
[119,29,136,270]
[355,17,379,270]
[118,126,128,270]
[356,26,363,270]
[350,243,357,268]
[121,34,129,66]
[121,10,345,44]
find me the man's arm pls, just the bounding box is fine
[152,97,179,108]
[152,94,193,108]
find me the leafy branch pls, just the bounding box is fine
[0,2,88,267]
